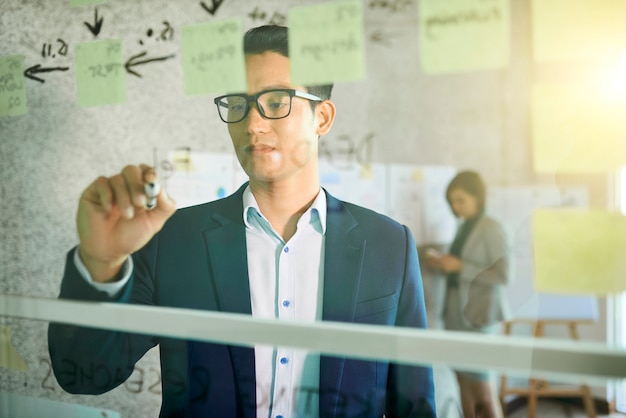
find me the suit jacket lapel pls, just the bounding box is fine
[320,193,366,417]
[201,186,256,418]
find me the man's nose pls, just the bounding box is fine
[245,103,269,132]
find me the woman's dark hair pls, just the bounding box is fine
[243,25,333,102]
[445,170,487,217]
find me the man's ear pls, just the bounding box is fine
[315,100,336,137]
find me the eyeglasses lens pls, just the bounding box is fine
[219,90,293,123]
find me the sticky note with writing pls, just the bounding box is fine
[533,209,626,295]
[181,19,247,96]
[419,0,510,74]
[289,0,365,86]
[531,83,626,173]
[74,40,127,107]
[0,55,27,117]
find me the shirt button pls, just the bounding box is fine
[282,300,290,308]
[280,357,288,365]
[283,246,289,253]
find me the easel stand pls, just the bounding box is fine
[499,319,597,418]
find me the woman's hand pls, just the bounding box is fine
[427,254,463,274]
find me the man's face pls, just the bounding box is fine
[228,52,321,185]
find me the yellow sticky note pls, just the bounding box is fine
[0,326,29,372]
[533,209,626,295]
[74,40,127,107]
[419,0,510,74]
[531,83,626,173]
[531,0,626,63]
[181,19,247,96]
[172,149,194,172]
[0,55,27,117]
[288,0,365,85]
[411,169,423,182]
[360,164,372,179]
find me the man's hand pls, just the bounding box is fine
[76,164,176,282]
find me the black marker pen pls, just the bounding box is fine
[144,181,161,210]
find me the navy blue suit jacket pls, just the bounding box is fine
[49,185,436,418]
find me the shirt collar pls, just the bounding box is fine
[242,185,327,235]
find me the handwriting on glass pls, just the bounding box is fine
[425,3,502,40]
[0,59,24,111]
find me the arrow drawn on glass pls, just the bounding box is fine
[125,51,176,77]
[23,64,70,83]
[200,0,225,16]
[84,8,104,37]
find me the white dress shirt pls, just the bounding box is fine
[76,186,327,418]
[243,186,326,418]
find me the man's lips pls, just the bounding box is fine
[247,144,275,153]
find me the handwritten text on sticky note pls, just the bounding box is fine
[288,0,365,86]
[74,40,127,107]
[419,0,510,74]
[0,56,27,117]
[181,19,246,96]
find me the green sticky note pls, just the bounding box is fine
[70,0,107,7]
[0,55,27,117]
[74,40,127,107]
[181,19,247,96]
[288,0,365,85]
[533,209,626,295]
[419,0,510,74]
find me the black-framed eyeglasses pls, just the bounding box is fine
[213,88,323,123]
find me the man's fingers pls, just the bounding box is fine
[122,165,148,208]
[82,164,175,222]
[109,174,134,219]
[154,187,176,215]
[83,176,114,213]
[139,163,157,184]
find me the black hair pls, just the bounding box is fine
[445,170,487,217]
[243,25,334,102]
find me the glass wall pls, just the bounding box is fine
[2,0,625,417]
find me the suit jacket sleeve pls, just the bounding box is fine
[385,226,437,418]
[48,241,159,395]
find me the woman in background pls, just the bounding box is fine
[427,170,512,418]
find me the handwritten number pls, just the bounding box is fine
[40,358,55,391]
[41,39,69,59]
[88,63,120,78]
[160,21,174,41]
[57,39,68,56]
[8,96,20,110]
[148,367,162,395]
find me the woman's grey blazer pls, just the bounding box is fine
[450,215,513,328]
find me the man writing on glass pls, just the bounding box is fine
[49,25,436,418]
